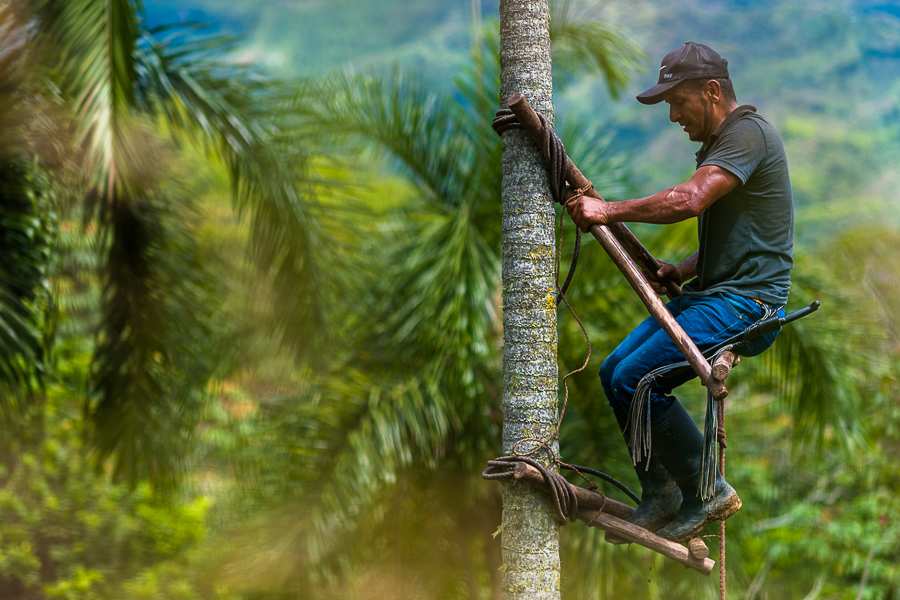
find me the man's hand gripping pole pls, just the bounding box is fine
[504,93,722,397]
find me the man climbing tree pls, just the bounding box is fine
[566,42,794,543]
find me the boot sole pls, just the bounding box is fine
[670,491,742,543]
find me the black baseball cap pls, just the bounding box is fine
[636,42,729,105]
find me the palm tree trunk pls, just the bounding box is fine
[497,1,560,598]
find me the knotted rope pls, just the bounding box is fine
[483,456,581,523]
[482,457,637,525]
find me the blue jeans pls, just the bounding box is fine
[600,292,784,420]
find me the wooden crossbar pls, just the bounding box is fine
[511,462,715,576]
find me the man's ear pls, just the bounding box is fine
[705,79,722,104]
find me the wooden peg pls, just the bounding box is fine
[712,351,740,382]
[688,537,710,560]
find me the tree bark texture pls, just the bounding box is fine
[498,1,560,599]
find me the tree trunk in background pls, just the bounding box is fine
[497,1,560,599]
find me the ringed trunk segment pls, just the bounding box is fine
[498,1,561,599]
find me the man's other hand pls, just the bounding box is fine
[565,195,609,231]
[646,261,683,295]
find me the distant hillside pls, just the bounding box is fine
[144,0,900,244]
[147,0,488,79]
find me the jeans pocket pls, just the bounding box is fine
[720,292,764,321]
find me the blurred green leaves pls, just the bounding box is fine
[14,0,331,484]
[0,377,215,600]
[0,3,56,424]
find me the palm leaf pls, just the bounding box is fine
[90,192,217,486]
[550,0,646,97]
[289,69,480,211]
[0,4,55,422]
[37,0,147,205]
[134,24,270,158]
[33,3,333,482]
[135,23,329,363]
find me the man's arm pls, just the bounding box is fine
[566,165,741,231]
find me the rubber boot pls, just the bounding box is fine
[651,400,741,543]
[605,408,681,544]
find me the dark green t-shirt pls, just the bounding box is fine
[681,106,794,306]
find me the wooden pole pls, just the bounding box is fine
[505,92,717,392]
[575,510,714,576]
[607,222,683,298]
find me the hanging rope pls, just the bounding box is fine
[717,398,728,600]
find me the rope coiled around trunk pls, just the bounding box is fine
[492,108,581,305]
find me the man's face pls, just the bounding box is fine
[663,83,716,144]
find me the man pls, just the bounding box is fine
[566,42,793,542]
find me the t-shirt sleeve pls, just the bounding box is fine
[700,119,766,184]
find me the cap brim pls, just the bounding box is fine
[636,80,681,105]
